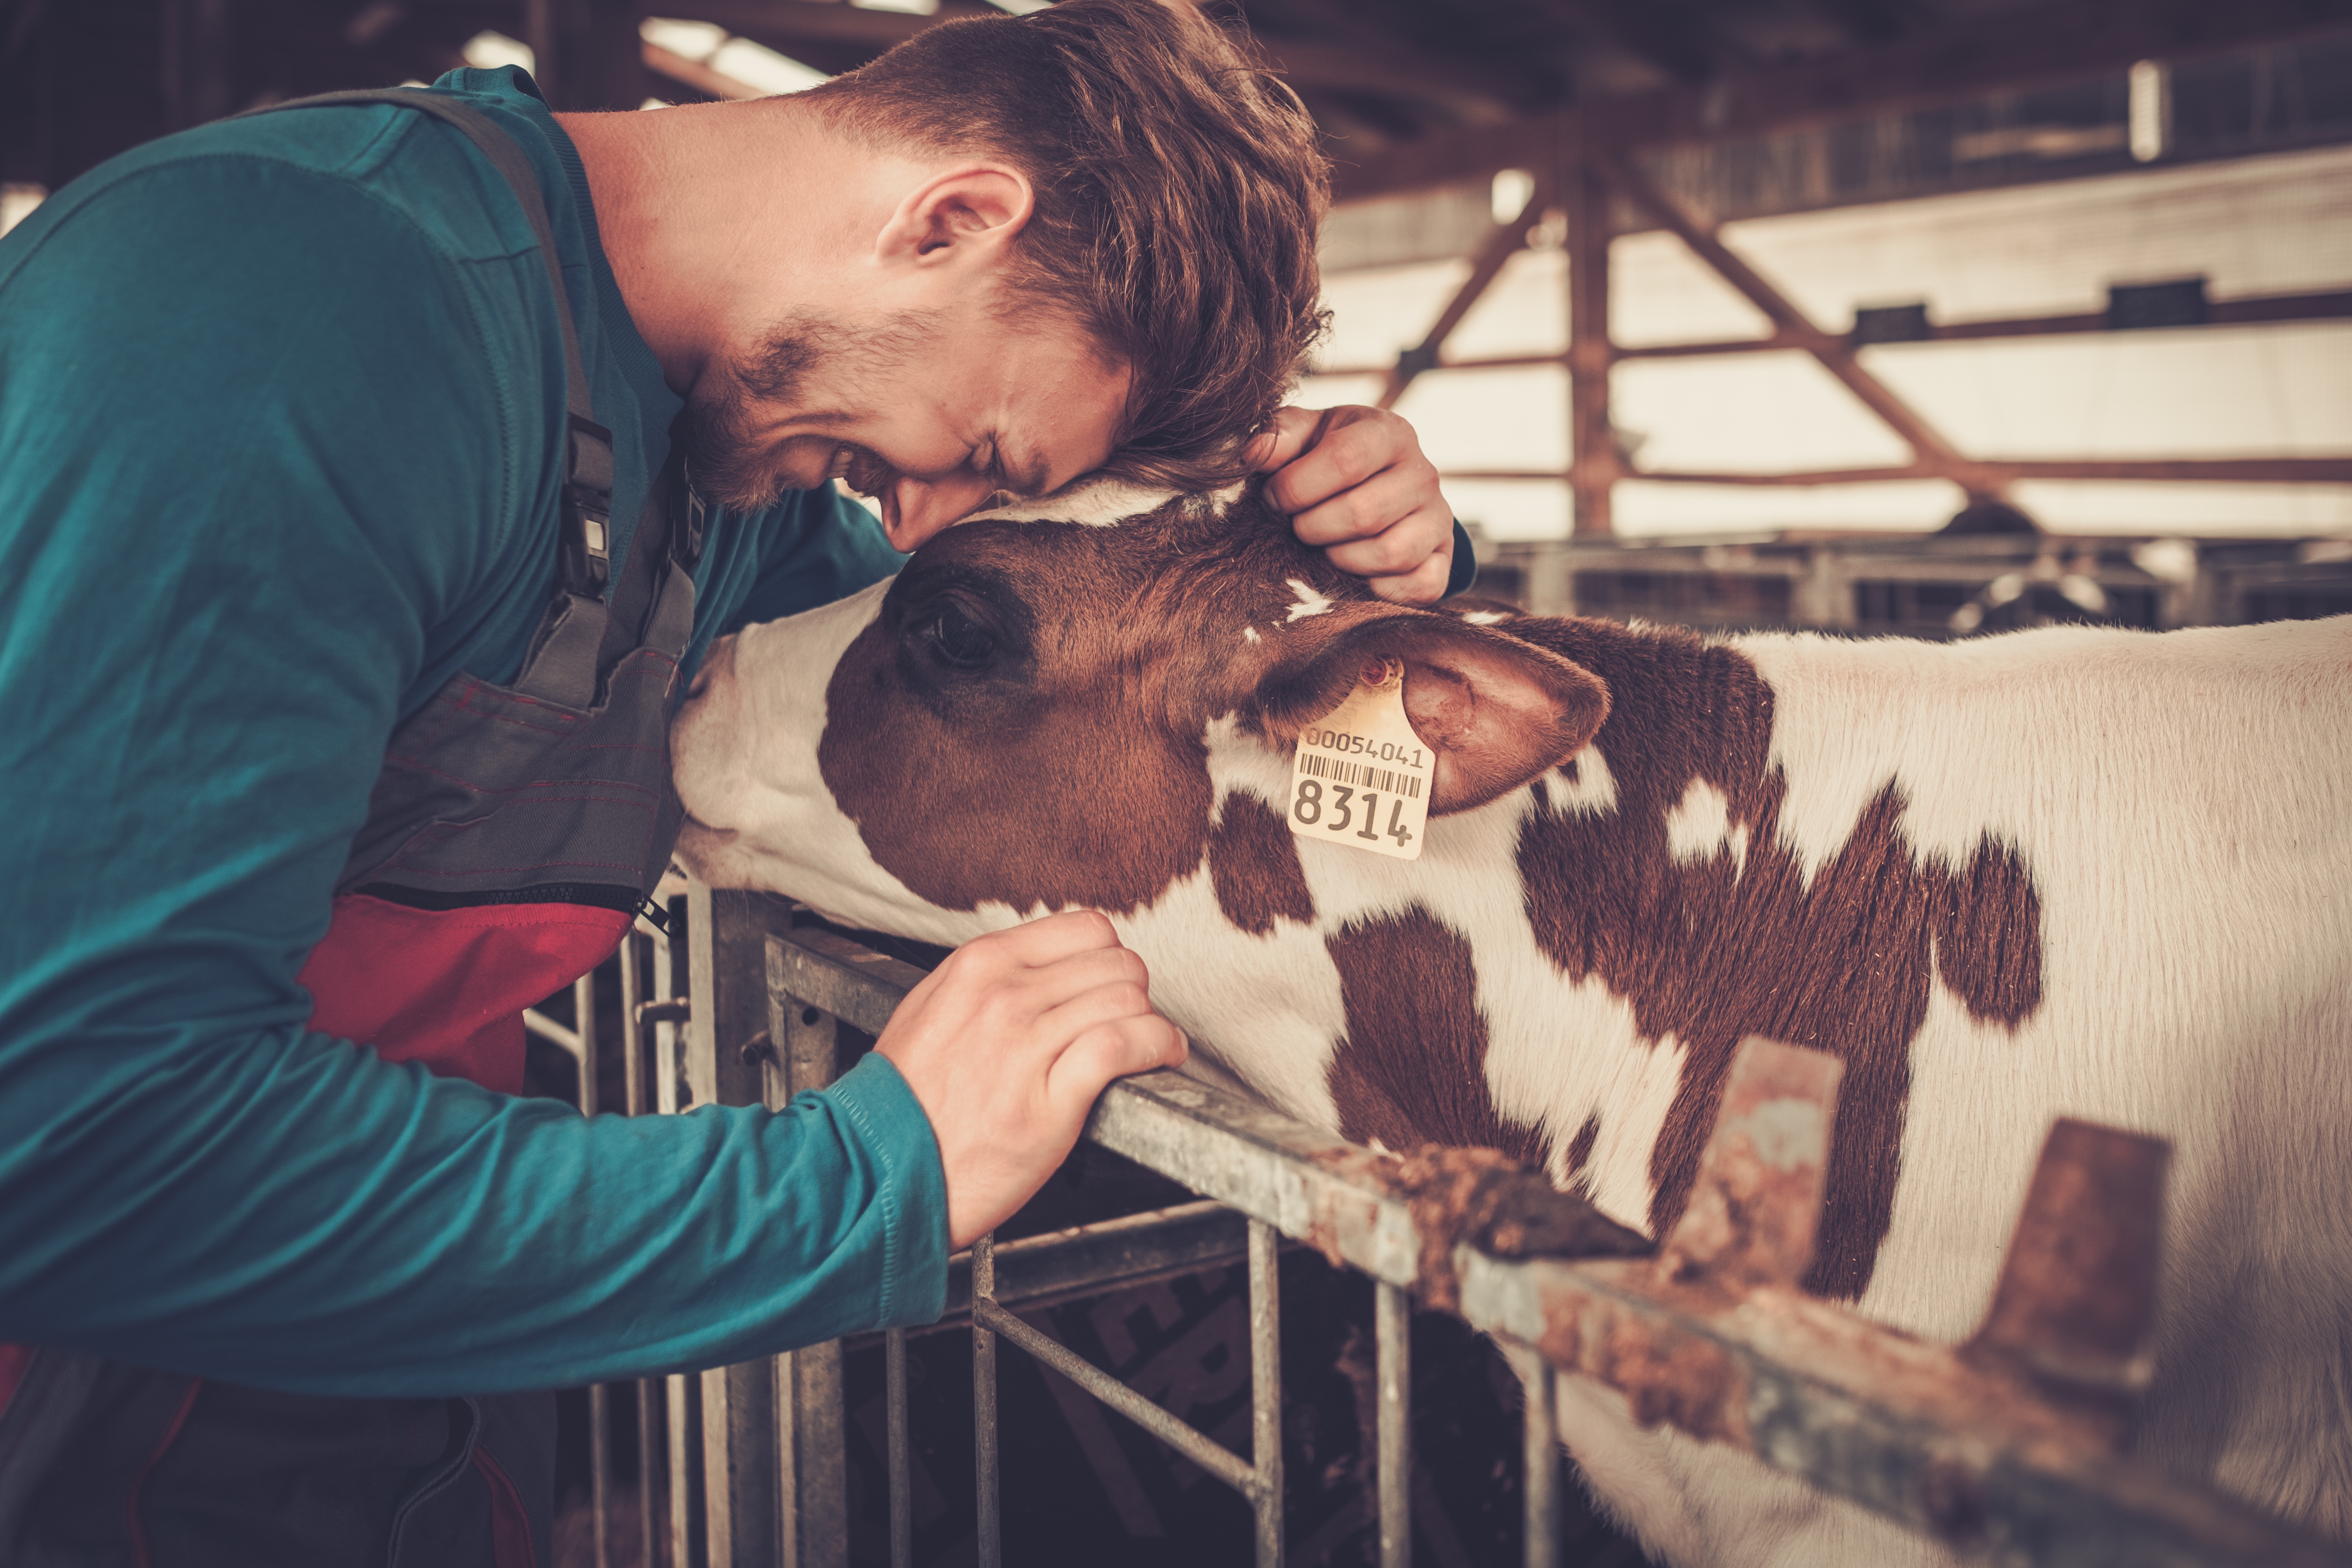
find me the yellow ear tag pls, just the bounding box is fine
[1286,657,1430,862]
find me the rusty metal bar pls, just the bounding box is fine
[1249,1218,1285,1567]
[1962,1119,2170,1448]
[1375,1280,1410,1568]
[758,927,2348,1568]
[974,1232,1000,1568]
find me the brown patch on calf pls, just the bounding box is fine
[1206,793,1315,934]
[1933,836,2044,1024]
[1566,1114,1601,1198]
[1324,907,1551,1169]
[1511,618,2045,1301]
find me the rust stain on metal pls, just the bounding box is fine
[1962,1116,2169,1448]
[1613,1321,1746,1443]
[1305,1144,1404,1269]
[1387,1145,1648,1311]
[1658,1037,1843,1292]
[1526,1273,1749,1446]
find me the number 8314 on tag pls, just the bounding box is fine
[1286,660,1430,862]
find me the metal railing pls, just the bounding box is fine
[552,889,2351,1568]
[1479,532,2352,636]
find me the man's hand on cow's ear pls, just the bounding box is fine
[1252,404,1455,606]
[874,911,1187,1251]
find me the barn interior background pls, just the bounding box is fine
[7,2,2348,1565]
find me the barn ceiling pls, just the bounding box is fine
[5,0,2352,200]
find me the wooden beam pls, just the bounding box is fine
[676,0,989,54]
[1332,0,2352,203]
[1559,0,1715,85]
[1311,289,2352,375]
[1621,457,2352,484]
[1597,151,1999,494]
[1264,0,1550,114]
[682,0,1514,112]
[1564,135,1615,536]
[1375,172,1557,410]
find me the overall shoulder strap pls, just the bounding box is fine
[241,90,617,701]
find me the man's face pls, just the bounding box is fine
[681,299,1131,550]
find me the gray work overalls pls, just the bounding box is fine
[0,87,699,1568]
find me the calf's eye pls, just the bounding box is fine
[920,603,998,671]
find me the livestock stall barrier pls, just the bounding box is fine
[532,887,2352,1568]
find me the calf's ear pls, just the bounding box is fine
[1253,607,1610,817]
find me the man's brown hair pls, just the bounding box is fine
[802,0,1330,488]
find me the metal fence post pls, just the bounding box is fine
[1249,1218,1284,1568]
[574,971,613,1568]
[766,969,849,1568]
[1375,1280,1411,1568]
[974,1232,1000,1568]
[688,886,797,1565]
[885,1328,912,1568]
[1521,1354,1558,1568]
[618,931,664,1568]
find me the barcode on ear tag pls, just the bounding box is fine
[1287,657,1430,862]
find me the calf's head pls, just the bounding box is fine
[671,481,1609,941]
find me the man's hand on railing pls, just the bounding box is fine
[874,910,1187,1250]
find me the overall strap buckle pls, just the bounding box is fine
[561,413,615,596]
[675,463,709,573]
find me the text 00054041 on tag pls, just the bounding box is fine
[1286,658,1429,862]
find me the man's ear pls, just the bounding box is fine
[1251,606,1610,816]
[875,165,1033,268]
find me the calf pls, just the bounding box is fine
[670,479,2352,1565]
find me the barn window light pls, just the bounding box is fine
[2128,60,2171,163]
[1491,169,1536,225]
[985,0,1054,11]
[853,0,940,13]
[641,18,829,99]
[710,38,828,95]
[462,30,535,74]
[0,183,46,238]
[640,18,725,60]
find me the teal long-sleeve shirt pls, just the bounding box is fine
[0,68,946,1397]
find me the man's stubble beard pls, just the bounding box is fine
[679,309,940,513]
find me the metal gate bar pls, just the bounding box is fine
[1375,1280,1410,1568]
[750,920,2348,1568]
[969,1218,1288,1566]
[530,926,686,1568]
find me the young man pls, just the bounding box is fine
[0,3,1463,1559]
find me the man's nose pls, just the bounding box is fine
[885,474,994,550]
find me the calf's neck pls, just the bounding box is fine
[670,480,2352,1566]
